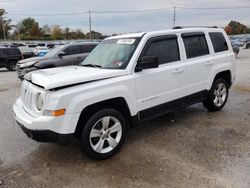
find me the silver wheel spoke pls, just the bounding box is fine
[219,97,224,105]
[102,117,110,129]
[94,139,105,153]
[214,90,217,96]
[90,129,102,138]
[220,88,226,95]
[109,122,121,133]
[107,137,118,148]
[217,84,223,92]
[214,97,219,104]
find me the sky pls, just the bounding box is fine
[1,0,250,35]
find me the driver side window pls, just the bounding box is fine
[63,46,81,56]
[144,36,180,65]
[63,47,71,55]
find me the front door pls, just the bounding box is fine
[134,35,187,120]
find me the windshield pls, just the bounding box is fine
[81,37,141,69]
[45,46,64,57]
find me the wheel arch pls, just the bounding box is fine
[74,97,133,138]
[209,70,232,90]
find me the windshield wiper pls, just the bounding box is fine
[81,64,102,68]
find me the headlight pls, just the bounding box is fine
[19,61,38,68]
[36,93,43,111]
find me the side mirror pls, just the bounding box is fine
[135,56,159,72]
[58,51,66,58]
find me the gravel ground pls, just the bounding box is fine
[0,49,250,188]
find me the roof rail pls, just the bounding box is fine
[172,26,218,29]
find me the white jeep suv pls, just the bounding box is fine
[13,27,235,160]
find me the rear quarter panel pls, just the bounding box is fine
[207,31,235,90]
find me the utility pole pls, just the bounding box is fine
[1,15,6,41]
[173,6,176,28]
[89,10,92,40]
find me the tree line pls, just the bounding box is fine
[224,21,250,35]
[1,8,250,40]
[12,17,108,40]
[0,9,109,40]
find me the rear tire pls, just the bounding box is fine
[80,108,128,160]
[7,61,17,71]
[203,78,229,112]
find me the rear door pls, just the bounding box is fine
[135,35,187,120]
[181,32,212,104]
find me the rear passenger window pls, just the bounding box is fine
[144,37,180,64]
[209,32,228,53]
[182,33,209,59]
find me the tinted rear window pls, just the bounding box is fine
[209,32,228,53]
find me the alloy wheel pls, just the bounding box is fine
[89,116,122,154]
[213,83,227,107]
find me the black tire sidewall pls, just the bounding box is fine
[81,108,128,160]
[7,61,17,71]
[204,78,229,111]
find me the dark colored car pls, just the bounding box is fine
[16,42,99,80]
[37,43,46,47]
[246,42,250,49]
[10,43,26,48]
[47,43,55,49]
[0,48,23,71]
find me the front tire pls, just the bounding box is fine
[81,108,128,160]
[203,78,229,112]
[7,61,17,71]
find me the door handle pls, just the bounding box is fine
[205,61,213,66]
[172,68,184,74]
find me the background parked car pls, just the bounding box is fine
[239,35,250,43]
[33,46,50,57]
[246,42,250,49]
[16,42,99,80]
[47,43,55,49]
[0,47,23,71]
[18,46,35,59]
[231,41,240,58]
[27,44,37,48]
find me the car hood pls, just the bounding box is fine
[18,56,48,64]
[25,66,127,90]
